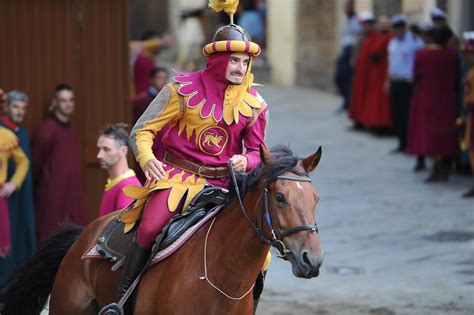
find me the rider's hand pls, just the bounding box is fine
[230,155,247,173]
[0,182,16,198]
[143,159,167,181]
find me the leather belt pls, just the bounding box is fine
[163,151,229,179]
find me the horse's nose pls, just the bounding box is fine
[301,249,324,271]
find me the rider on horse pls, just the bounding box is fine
[104,1,270,312]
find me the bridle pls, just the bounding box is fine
[228,161,319,258]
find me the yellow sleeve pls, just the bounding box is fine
[130,83,182,169]
[9,146,29,188]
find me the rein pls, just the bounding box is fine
[228,161,318,258]
[198,161,319,301]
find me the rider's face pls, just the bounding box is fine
[225,52,250,85]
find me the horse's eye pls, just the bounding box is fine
[275,193,285,204]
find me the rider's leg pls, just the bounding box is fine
[97,189,185,315]
[117,189,181,301]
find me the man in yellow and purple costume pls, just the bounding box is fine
[110,0,270,310]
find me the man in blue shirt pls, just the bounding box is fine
[388,14,424,153]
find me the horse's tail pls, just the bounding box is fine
[0,223,84,315]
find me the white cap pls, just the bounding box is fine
[358,11,375,23]
[390,13,407,26]
[430,7,447,20]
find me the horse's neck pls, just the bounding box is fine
[208,189,270,292]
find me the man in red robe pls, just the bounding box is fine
[348,12,386,128]
[132,67,169,183]
[359,16,393,129]
[32,84,87,241]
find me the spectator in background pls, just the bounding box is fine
[238,0,265,46]
[430,7,459,50]
[460,31,474,197]
[349,13,392,131]
[133,67,169,124]
[32,84,87,241]
[348,11,377,129]
[388,14,424,153]
[334,0,362,112]
[358,15,393,131]
[407,26,460,182]
[132,67,169,184]
[133,30,174,95]
[97,123,141,217]
[0,126,29,260]
[418,23,435,46]
[430,7,448,28]
[177,6,205,72]
[0,90,36,290]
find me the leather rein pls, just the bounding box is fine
[228,161,318,258]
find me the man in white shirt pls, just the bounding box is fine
[388,14,424,153]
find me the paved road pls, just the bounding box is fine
[255,85,474,315]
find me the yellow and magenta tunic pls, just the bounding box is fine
[0,127,29,257]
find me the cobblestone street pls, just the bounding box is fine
[256,84,474,315]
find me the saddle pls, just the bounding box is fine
[96,185,229,265]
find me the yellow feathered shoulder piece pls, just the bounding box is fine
[0,127,19,152]
[208,0,239,16]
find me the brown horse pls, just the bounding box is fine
[0,145,323,315]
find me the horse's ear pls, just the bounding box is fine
[259,144,274,165]
[302,146,322,173]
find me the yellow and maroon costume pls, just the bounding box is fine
[125,25,268,249]
[0,127,29,257]
[98,3,271,311]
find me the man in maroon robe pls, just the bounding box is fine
[132,67,169,183]
[32,84,87,241]
[407,26,460,182]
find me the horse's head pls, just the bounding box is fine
[259,145,323,279]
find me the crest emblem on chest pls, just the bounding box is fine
[198,126,229,156]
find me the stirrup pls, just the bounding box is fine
[97,303,124,315]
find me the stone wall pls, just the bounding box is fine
[295,0,339,90]
[373,0,401,16]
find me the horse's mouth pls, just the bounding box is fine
[287,251,321,279]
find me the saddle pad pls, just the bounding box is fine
[82,205,223,267]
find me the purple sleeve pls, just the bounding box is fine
[244,105,269,170]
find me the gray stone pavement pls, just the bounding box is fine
[255,84,474,315]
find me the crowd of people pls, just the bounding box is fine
[0,62,174,291]
[335,2,474,198]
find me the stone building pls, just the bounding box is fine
[267,0,474,89]
[131,0,474,90]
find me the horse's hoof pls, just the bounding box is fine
[97,303,124,315]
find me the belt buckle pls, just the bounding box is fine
[197,165,206,178]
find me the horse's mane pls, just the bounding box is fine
[230,145,307,199]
